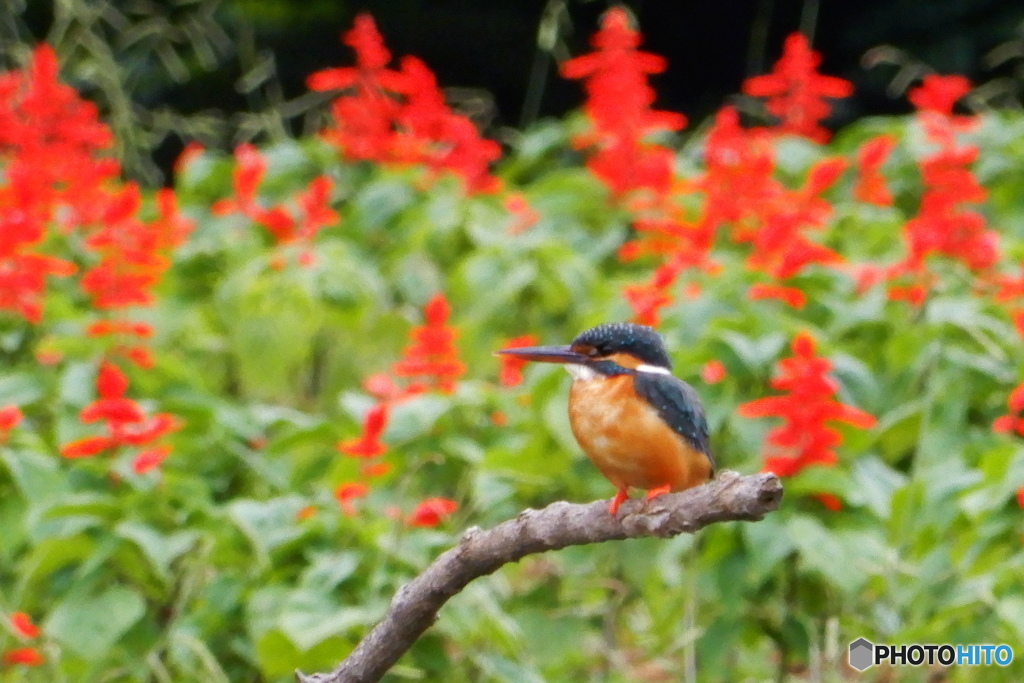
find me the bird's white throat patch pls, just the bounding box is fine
[565,363,600,381]
[636,364,671,376]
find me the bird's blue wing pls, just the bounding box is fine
[633,373,714,471]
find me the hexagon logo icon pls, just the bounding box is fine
[849,638,874,671]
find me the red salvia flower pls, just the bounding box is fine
[747,283,807,309]
[739,332,875,478]
[150,188,195,249]
[132,445,171,475]
[9,612,38,639]
[741,32,853,143]
[993,382,1024,437]
[408,497,458,527]
[815,493,842,511]
[214,146,336,251]
[908,75,971,117]
[117,413,180,446]
[887,284,928,307]
[992,266,1024,338]
[308,14,499,192]
[498,335,539,387]
[701,360,726,385]
[60,435,113,459]
[360,461,392,478]
[885,75,994,294]
[2,647,43,667]
[335,482,370,516]
[561,8,685,198]
[623,259,682,327]
[80,397,145,424]
[213,143,264,216]
[0,405,22,432]
[96,361,128,398]
[504,193,539,234]
[392,293,466,393]
[854,135,897,206]
[338,403,389,458]
[62,360,179,465]
[87,320,154,338]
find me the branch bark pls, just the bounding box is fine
[296,470,782,683]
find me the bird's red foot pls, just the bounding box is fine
[608,488,629,515]
[645,484,672,501]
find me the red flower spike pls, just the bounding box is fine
[561,8,685,197]
[3,647,44,667]
[308,15,500,192]
[296,505,317,521]
[122,346,155,369]
[335,482,370,516]
[623,259,682,327]
[888,284,928,307]
[423,293,450,326]
[96,362,128,398]
[338,404,389,458]
[504,193,539,234]
[747,283,807,309]
[854,135,897,206]
[0,405,23,432]
[408,497,458,527]
[80,397,145,424]
[498,335,539,387]
[392,293,465,393]
[9,612,38,639]
[87,320,154,338]
[117,413,180,446]
[815,493,842,511]
[1009,384,1024,413]
[739,332,875,480]
[60,435,113,459]
[741,32,853,143]
[150,189,195,249]
[701,361,726,385]
[363,373,406,402]
[908,75,971,116]
[360,461,392,478]
[993,382,1024,437]
[132,445,171,474]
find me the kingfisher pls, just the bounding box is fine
[497,322,714,515]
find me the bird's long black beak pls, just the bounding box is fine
[495,344,589,364]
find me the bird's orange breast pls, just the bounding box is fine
[568,374,711,492]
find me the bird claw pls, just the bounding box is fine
[608,488,630,515]
[645,484,672,500]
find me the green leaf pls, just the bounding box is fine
[115,521,199,581]
[227,496,306,564]
[45,586,146,659]
[299,551,359,593]
[787,515,864,594]
[0,447,67,506]
[278,590,376,650]
[385,395,451,442]
[848,455,908,519]
[0,372,45,406]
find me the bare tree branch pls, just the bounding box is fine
[296,470,783,683]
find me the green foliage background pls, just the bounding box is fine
[3,6,1024,683]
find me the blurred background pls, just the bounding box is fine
[3,0,1024,184]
